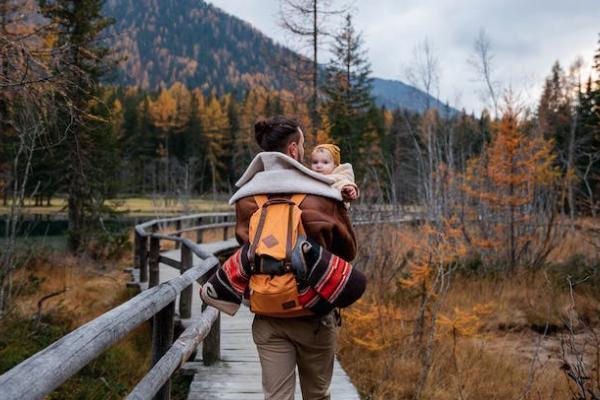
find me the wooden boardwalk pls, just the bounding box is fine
[158,243,360,400]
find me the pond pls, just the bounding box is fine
[0,214,149,250]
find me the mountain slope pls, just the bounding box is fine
[104,0,452,113]
[371,78,455,114]
[105,0,302,93]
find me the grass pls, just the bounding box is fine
[0,249,154,399]
[338,221,600,399]
[0,196,231,216]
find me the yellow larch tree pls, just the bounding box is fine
[460,106,560,269]
[200,91,230,192]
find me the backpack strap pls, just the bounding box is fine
[248,195,269,271]
[291,194,307,236]
[290,194,307,206]
[284,194,306,270]
[254,194,268,208]
[248,194,307,272]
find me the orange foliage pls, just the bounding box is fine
[459,106,560,268]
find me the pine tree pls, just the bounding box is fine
[323,14,375,168]
[594,35,600,119]
[39,0,117,252]
[587,35,600,214]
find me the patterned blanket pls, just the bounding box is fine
[199,239,366,316]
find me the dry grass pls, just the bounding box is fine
[0,196,231,216]
[548,218,600,265]
[1,250,153,399]
[12,253,131,327]
[338,221,600,399]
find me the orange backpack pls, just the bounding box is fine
[247,194,313,318]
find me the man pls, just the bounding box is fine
[229,116,356,399]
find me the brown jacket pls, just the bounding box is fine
[235,194,357,261]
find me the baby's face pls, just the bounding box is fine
[311,150,335,175]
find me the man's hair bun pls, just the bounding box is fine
[254,119,270,145]
[253,116,301,152]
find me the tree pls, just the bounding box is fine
[200,91,230,194]
[323,14,374,169]
[0,0,75,310]
[405,38,439,112]
[576,76,599,215]
[468,29,500,119]
[460,106,560,269]
[278,0,346,138]
[39,0,118,252]
[537,58,600,218]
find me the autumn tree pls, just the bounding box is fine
[0,0,77,308]
[200,91,230,193]
[400,218,467,398]
[232,88,267,178]
[460,106,560,270]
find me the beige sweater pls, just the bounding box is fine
[327,163,359,205]
[229,152,342,205]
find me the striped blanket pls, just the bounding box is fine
[199,239,366,316]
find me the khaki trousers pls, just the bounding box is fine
[252,313,337,400]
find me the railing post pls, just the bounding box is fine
[149,236,160,288]
[175,220,182,249]
[196,218,203,244]
[199,267,220,365]
[179,244,193,319]
[202,306,220,366]
[151,301,175,400]
[134,230,148,283]
[222,225,228,241]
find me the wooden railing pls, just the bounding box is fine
[0,212,238,400]
[0,206,419,400]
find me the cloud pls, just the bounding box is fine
[209,0,598,113]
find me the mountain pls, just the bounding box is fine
[104,0,303,93]
[103,0,452,113]
[372,78,456,115]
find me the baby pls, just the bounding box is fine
[310,144,359,203]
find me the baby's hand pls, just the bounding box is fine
[342,185,358,201]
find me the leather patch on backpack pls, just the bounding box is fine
[261,234,279,248]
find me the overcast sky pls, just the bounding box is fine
[209,0,598,114]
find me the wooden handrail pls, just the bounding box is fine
[0,256,219,400]
[127,307,219,400]
[0,211,241,400]
[170,221,235,236]
[134,212,235,237]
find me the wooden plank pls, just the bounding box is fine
[149,238,360,400]
[185,305,360,400]
[159,255,182,269]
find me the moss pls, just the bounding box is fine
[0,306,153,399]
[0,314,69,373]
